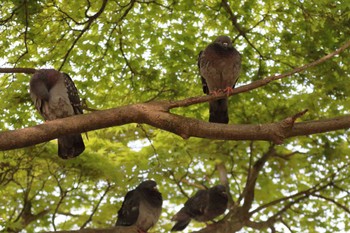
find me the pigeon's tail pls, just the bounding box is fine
[58,134,85,159]
[209,98,229,124]
[171,219,191,231]
[171,209,191,231]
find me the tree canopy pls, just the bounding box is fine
[0,0,349,232]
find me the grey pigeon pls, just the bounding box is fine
[29,69,85,159]
[171,185,228,231]
[198,36,241,124]
[116,180,163,232]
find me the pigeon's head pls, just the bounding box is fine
[212,185,227,194]
[30,69,61,101]
[214,36,233,49]
[31,69,61,88]
[138,180,158,190]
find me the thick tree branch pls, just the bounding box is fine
[0,67,37,74]
[191,220,236,233]
[241,146,276,212]
[44,226,139,233]
[0,100,349,151]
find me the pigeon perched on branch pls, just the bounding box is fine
[198,36,241,123]
[29,69,85,159]
[116,180,163,233]
[171,185,228,231]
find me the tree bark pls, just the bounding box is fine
[44,226,138,233]
[0,99,349,151]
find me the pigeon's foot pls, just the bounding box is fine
[209,90,222,96]
[223,86,234,95]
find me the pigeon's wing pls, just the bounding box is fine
[30,69,55,119]
[171,190,208,231]
[198,50,209,95]
[228,47,241,89]
[62,73,83,115]
[203,185,228,220]
[50,72,84,158]
[116,190,140,227]
[185,189,209,217]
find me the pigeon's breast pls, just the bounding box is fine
[47,77,75,119]
[136,200,161,231]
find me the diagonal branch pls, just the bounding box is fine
[216,163,235,206]
[333,184,350,196]
[13,0,30,65]
[251,163,350,218]
[59,0,108,70]
[311,194,350,214]
[169,39,350,109]
[250,178,331,216]
[113,0,136,25]
[241,145,276,212]
[80,183,112,229]
[0,4,22,23]
[221,0,264,57]
[245,172,341,231]
[1,37,349,101]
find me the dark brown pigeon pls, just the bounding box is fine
[29,69,85,159]
[198,36,241,124]
[116,180,163,233]
[171,185,228,231]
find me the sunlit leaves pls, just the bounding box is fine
[0,0,350,232]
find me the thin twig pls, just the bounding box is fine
[59,0,108,70]
[80,183,112,229]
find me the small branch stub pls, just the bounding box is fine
[272,109,309,144]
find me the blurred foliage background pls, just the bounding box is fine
[0,0,349,232]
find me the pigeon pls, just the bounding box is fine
[198,35,241,124]
[116,180,163,232]
[29,69,85,159]
[171,185,228,231]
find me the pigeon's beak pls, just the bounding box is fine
[222,42,228,47]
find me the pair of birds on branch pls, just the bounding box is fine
[115,180,228,232]
[29,35,241,159]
